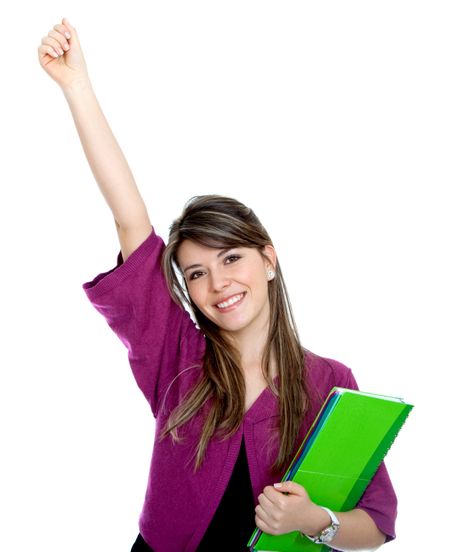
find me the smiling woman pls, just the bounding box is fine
[159,195,305,460]
[40,17,399,551]
[81,193,398,552]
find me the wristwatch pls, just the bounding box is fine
[305,506,340,544]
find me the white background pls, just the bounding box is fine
[1,1,448,551]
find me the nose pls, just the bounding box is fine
[209,268,232,291]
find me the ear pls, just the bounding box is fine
[262,244,277,271]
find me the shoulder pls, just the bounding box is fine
[296,348,361,436]
[303,348,359,393]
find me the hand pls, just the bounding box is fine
[37,18,90,90]
[255,480,330,537]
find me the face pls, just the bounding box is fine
[177,239,277,337]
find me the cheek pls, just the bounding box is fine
[186,284,206,309]
[250,270,269,292]
[254,277,270,306]
[237,265,263,285]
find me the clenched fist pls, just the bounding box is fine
[37,18,90,90]
[255,480,331,537]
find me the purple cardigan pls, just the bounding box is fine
[82,226,397,552]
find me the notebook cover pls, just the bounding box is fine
[247,387,413,551]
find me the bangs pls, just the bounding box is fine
[177,227,251,251]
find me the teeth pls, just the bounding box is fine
[217,293,244,309]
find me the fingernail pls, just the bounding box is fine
[274,483,282,488]
[65,32,71,39]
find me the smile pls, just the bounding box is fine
[215,292,246,310]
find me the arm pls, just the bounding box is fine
[82,228,205,417]
[308,505,386,551]
[257,481,388,552]
[62,78,151,233]
[38,18,152,251]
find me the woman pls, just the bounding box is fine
[38,18,397,552]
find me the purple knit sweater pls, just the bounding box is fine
[82,226,397,552]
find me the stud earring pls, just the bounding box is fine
[267,269,275,280]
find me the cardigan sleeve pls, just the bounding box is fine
[341,366,398,543]
[81,226,205,418]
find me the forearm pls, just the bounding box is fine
[312,507,386,551]
[62,78,149,229]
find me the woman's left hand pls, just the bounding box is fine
[255,480,327,536]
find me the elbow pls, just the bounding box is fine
[355,509,388,550]
[370,529,387,550]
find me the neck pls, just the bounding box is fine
[221,315,277,381]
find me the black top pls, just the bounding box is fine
[196,434,256,551]
[131,435,256,552]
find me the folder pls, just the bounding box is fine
[247,387,413,551]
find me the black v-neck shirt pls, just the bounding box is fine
[196,434,257,551]
[131,435,256,552]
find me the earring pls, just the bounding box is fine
[267,269,275,281]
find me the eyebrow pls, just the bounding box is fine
[182,248,235,274]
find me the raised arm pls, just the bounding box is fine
[38,18,152,261]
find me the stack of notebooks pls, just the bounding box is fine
[247,387,413,551]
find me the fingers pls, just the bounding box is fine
[41,31,70,57]
[49,29,70,52]
[55,22,72,40]
[258,492,275,510]
[38,43,59,60]
[261,485,280,503]
[61,17,75,34]
[255,506,283,536]
[40,37,63,58]
[39,20,72,59]
[255,504,276,527]
[274,480,306,495]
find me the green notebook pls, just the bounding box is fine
[247,387,413,551]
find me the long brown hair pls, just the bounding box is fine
[158,195,310,474]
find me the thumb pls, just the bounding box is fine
[273,480,304,494]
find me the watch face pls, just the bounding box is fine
[320,523,339,543]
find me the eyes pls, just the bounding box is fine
[189,254,241,281]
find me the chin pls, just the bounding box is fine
[217,319,251,333]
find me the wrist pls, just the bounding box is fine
[304,503,333,536]
[305,506,341,545]
[62,76,93,98]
